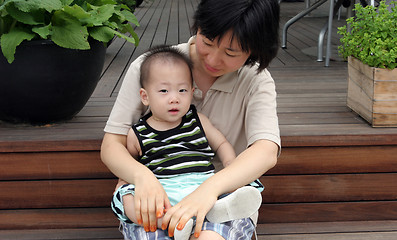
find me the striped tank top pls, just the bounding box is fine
[132,105,215,178]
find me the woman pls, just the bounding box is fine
[101,0,281,239]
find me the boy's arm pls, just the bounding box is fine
[126,128,142,158]
[197,113,236,167]
[116,128,142,187]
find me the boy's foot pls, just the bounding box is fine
[174,218,193,240]
[206,186,262,223]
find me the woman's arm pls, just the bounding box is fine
[101,133,172,232]
[162,139,278,238]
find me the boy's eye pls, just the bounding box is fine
[159,89,168,93]
[179,89,188,93]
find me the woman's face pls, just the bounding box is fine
[195,29,251,77]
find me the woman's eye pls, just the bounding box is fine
[203,39,212,46]
[226,52,237,57]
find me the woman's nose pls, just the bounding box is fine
[206,50,221,65]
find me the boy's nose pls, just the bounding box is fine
[169,95,179,104]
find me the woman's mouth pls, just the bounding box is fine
[204,63,219,73]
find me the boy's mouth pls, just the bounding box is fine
[169,108,179,114]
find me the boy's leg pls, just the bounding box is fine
[205,186,262,223]
[112,184,193,240]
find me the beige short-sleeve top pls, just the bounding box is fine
[104,37,281,168]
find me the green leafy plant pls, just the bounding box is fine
[0,0,140,63]
[116,0,143,11]
[338,1,397,69]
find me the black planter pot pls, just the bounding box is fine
[0,39,106,125]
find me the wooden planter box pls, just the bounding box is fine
[347,56,397,127]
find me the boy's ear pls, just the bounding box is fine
[140,88,149,106]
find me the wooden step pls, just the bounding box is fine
[0,208,118,230]
[2,221,397,240]
[1,142,397,228]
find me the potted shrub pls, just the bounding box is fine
[338,0,397,127]
[0,0,140,124]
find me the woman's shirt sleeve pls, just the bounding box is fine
[104,56,147,135]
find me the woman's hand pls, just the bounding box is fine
[161,184,218,238]
[101,133,172,232]
[134,170,172,232]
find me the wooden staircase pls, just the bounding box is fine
[1,134,397,232]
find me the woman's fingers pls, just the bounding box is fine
[166,207,182,237]
[148,197,157,232]
[139,198,150,232]
[193,212,206,238]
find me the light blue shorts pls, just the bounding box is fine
[112,173,214,223]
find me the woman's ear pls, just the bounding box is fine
[140,88,149,106]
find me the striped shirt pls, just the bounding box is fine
[132,105,215,178]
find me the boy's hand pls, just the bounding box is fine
[134,171,172,232]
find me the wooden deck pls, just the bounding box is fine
[1,0,397,239]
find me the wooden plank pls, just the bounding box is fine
[257,220,397,235]
[0,179,117,209]
[258,201,397,223]
[347,75,374,123]
[166,0,179,44]
[0,208,119,230]
[0,151,113,180]
[278,112,363,125]
[374,67,397,81]
[150,0,171,46]
[269,145,397,175]
[0,228,122,240]
[178,0,194,42]
[280,124,397,143]
[374,81,397,101]
[6,172,397,210]
[257,231,397,240]
[0,139,102,153]
[373,112,397,127]
[260,173,397,203]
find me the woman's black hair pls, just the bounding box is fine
[140,45,194,88]
[192,0,280,72]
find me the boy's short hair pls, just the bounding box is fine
[140,45,194,88]
[192,0,280,72]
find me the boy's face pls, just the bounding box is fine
[140,59,194,124]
